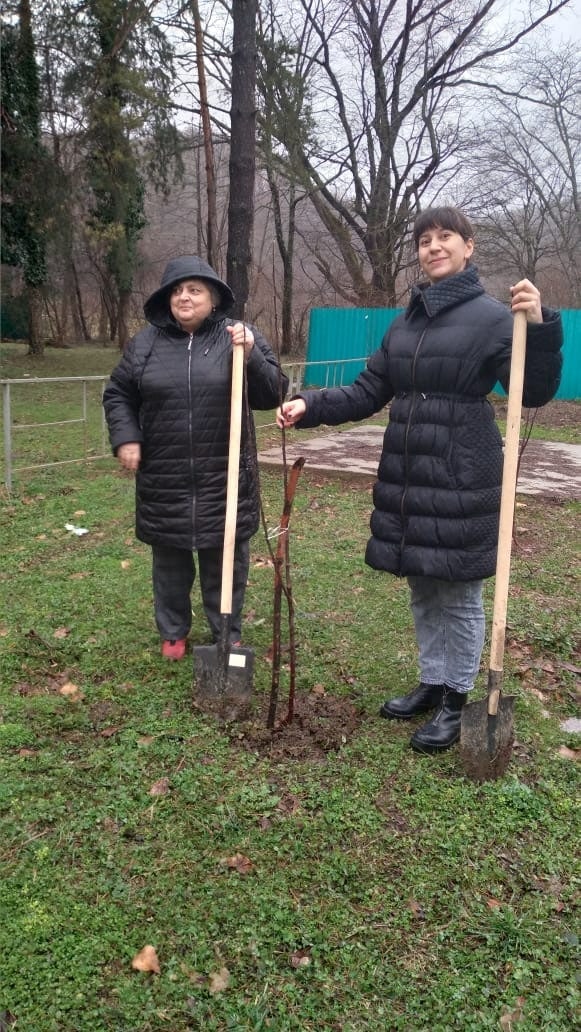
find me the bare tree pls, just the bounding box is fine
[465,43,580,305]
[256,0,571,306]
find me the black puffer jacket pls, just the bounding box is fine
[296,266,563,581]
[103,257,288,549]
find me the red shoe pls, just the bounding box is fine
[161,638,187,661]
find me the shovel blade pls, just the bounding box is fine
[193,643,254,722]
[459,694,515,782]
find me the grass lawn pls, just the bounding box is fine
[1,343,580,1031]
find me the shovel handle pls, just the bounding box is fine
[488,310,527,714]
[221,340,245,616]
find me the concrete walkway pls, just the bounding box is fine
[259,426,581,501]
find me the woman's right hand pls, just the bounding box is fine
[116,442,141,471]
[276,399,307,429]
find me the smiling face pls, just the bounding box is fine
[417,225,474,284]
[169,278,215,332]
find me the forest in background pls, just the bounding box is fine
[1,0,579,356]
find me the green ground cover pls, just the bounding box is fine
[0,344,579,1030]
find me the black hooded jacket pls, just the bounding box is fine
[295,265,563,581]
[103,256,288,549]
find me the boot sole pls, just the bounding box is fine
[410,734,460,754]
[379,706,437,720]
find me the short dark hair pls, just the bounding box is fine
[413,207,474,248]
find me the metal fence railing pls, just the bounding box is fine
[0,357,376,491]
[0,363,338,491]
[1,375,111,492]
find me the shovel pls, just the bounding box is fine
[193,337,254,722]
[460,310,527,782]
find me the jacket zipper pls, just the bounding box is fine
[399,328,427,553]
[187,334,196,544]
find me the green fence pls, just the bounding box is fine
[305,308,581,399]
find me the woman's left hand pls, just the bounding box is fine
[227,322,254,357]
[510,279,542,324]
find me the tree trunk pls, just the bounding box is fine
[118,290,131,350]
[26,285,45,356]
[191,0,218,268]
[227,0,257,317]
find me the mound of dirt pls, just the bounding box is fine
[228,689,363,762]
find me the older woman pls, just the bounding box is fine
[104,256,287,659]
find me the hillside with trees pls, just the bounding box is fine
[1,0,578,355]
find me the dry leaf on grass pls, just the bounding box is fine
[53,627,71,639]
[500,996,525,1028]
[408,899,426,920]
[557,745,580,761]
[150,777,170,796]
[486,898,502,910]
[120,559,131,569]
[131,944,160,974]
[208,966,230,994]
[59,682,84,701]
[290,949,311,968]
[221,853,254,875]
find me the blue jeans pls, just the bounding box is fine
[407,576,485,693]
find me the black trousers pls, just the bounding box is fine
[151,540,250,643]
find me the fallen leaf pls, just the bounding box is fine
[277,793,301,816]
[121,559,131,569]
[131,944,160,974]
[73,510,86,516]
[138,735,155,746]
[208,966,230,994]
[100,727,120,738]
[486,898,502,910]
[36,534,47,541]
[290,949,311,968]
[500,996,525,1029]
[53,627,71,639]
[150,777,170,796]
[221,853,253,875]
[59,681,84,701]
[18,748,38,757]
[408,899,426,920]
[558,745,580,761]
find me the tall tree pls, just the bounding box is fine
[466,43,580,305]
[190,0,218,268]
[227,0,258,318]
[255,0,571,306]
[1,0,57,354]
[256,9,315,352]
[64,0,179,347]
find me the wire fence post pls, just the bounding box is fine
[3,382,12,492]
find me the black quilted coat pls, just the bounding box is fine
[103,257,288,550]
[296,265,563,581]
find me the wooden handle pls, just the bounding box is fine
[488,310,527,713]
[220,341,245,615]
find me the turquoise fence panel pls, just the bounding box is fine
[304,307,403,387]
[305,308,580,400]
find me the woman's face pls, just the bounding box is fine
[417,225,474,283]
[170,279,215,331]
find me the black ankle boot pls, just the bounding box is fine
[379,682,445,720]
[410,688,468,752]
